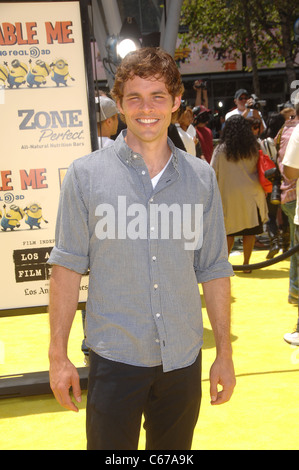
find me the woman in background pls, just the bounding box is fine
[211,115,268,271]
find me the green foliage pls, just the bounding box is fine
[180,0,299,69]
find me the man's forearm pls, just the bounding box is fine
[202,277,232,356]
[202,276,236,404]
[48,264,83,412]
[48,264,82,359]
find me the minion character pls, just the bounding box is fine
[50,58,75,87]
[5,60,28,88]
[0,63,9,88]
[1,204,25,231]
[24,203,48,229]
[26,59,51,88]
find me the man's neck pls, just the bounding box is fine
[125,133,172,178]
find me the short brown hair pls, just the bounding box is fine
[111,47,184,106]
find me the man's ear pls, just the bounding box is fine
[172,95,181,113]
[117,100,124,114]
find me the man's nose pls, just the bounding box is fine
[139,97,154,112]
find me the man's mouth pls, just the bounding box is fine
[137,118,159,124]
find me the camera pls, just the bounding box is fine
[264,167,281,204]
[246,94,267,111]
[264,166,281,205]
[194,80,207,90]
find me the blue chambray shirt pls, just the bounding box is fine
[48,130,233,372]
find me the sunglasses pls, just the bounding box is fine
[238,96,248,101]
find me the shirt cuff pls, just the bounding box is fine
[47,246,89,274]
[195,260,234,284]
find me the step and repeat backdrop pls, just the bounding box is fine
[0,1,95,312]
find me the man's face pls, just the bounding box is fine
[117,75,181,148]
[235,94,249,111]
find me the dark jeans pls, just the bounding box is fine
[86,350,202,450]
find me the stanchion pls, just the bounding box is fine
[232,244,299,271]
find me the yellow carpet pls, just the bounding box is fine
[1,250,298,450]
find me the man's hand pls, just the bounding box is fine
[202,277,236,405]
[209,355,236,405]
[49,357,82,412]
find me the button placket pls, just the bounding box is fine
[148,234,167,351]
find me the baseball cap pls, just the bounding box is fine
[234,89,249,100]
[96,96,119,121]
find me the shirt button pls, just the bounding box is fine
[133,154,138,159]
[152,256,156,261]
[150,226,155,232]
[155,338,160,343]
[141,170,146,175]
[154,284,158,289]
[149,197,154,203]
[156,313,160,318]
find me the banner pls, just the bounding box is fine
[0,1,95,312]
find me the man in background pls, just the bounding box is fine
[225,89,266,133]
[96,95,119,148]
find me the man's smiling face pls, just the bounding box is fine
[117,75,181,148]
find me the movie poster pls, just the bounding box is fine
[0,1,94,311]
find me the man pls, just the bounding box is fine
[48,47,235,450]
[282,121,299,346]
[96,95,119,148]
[225,89,266,133]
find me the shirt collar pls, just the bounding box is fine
[114,129,179,170]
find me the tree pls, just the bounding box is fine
[251,0,299,87]
[180,0,299,96]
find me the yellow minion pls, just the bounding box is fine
[24,203,48,229]
[1,204,25,231]
[27,59,51,87]
[0,63,9,87]
[5,59,28,88]
[50,58,75,86]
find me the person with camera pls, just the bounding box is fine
[225,89,266,133]
[193,79,208,108]
[259,112,286,260]
[282,119,299,346]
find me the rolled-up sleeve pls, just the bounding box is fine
[194,168,234,283]
[48,162,90,274]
